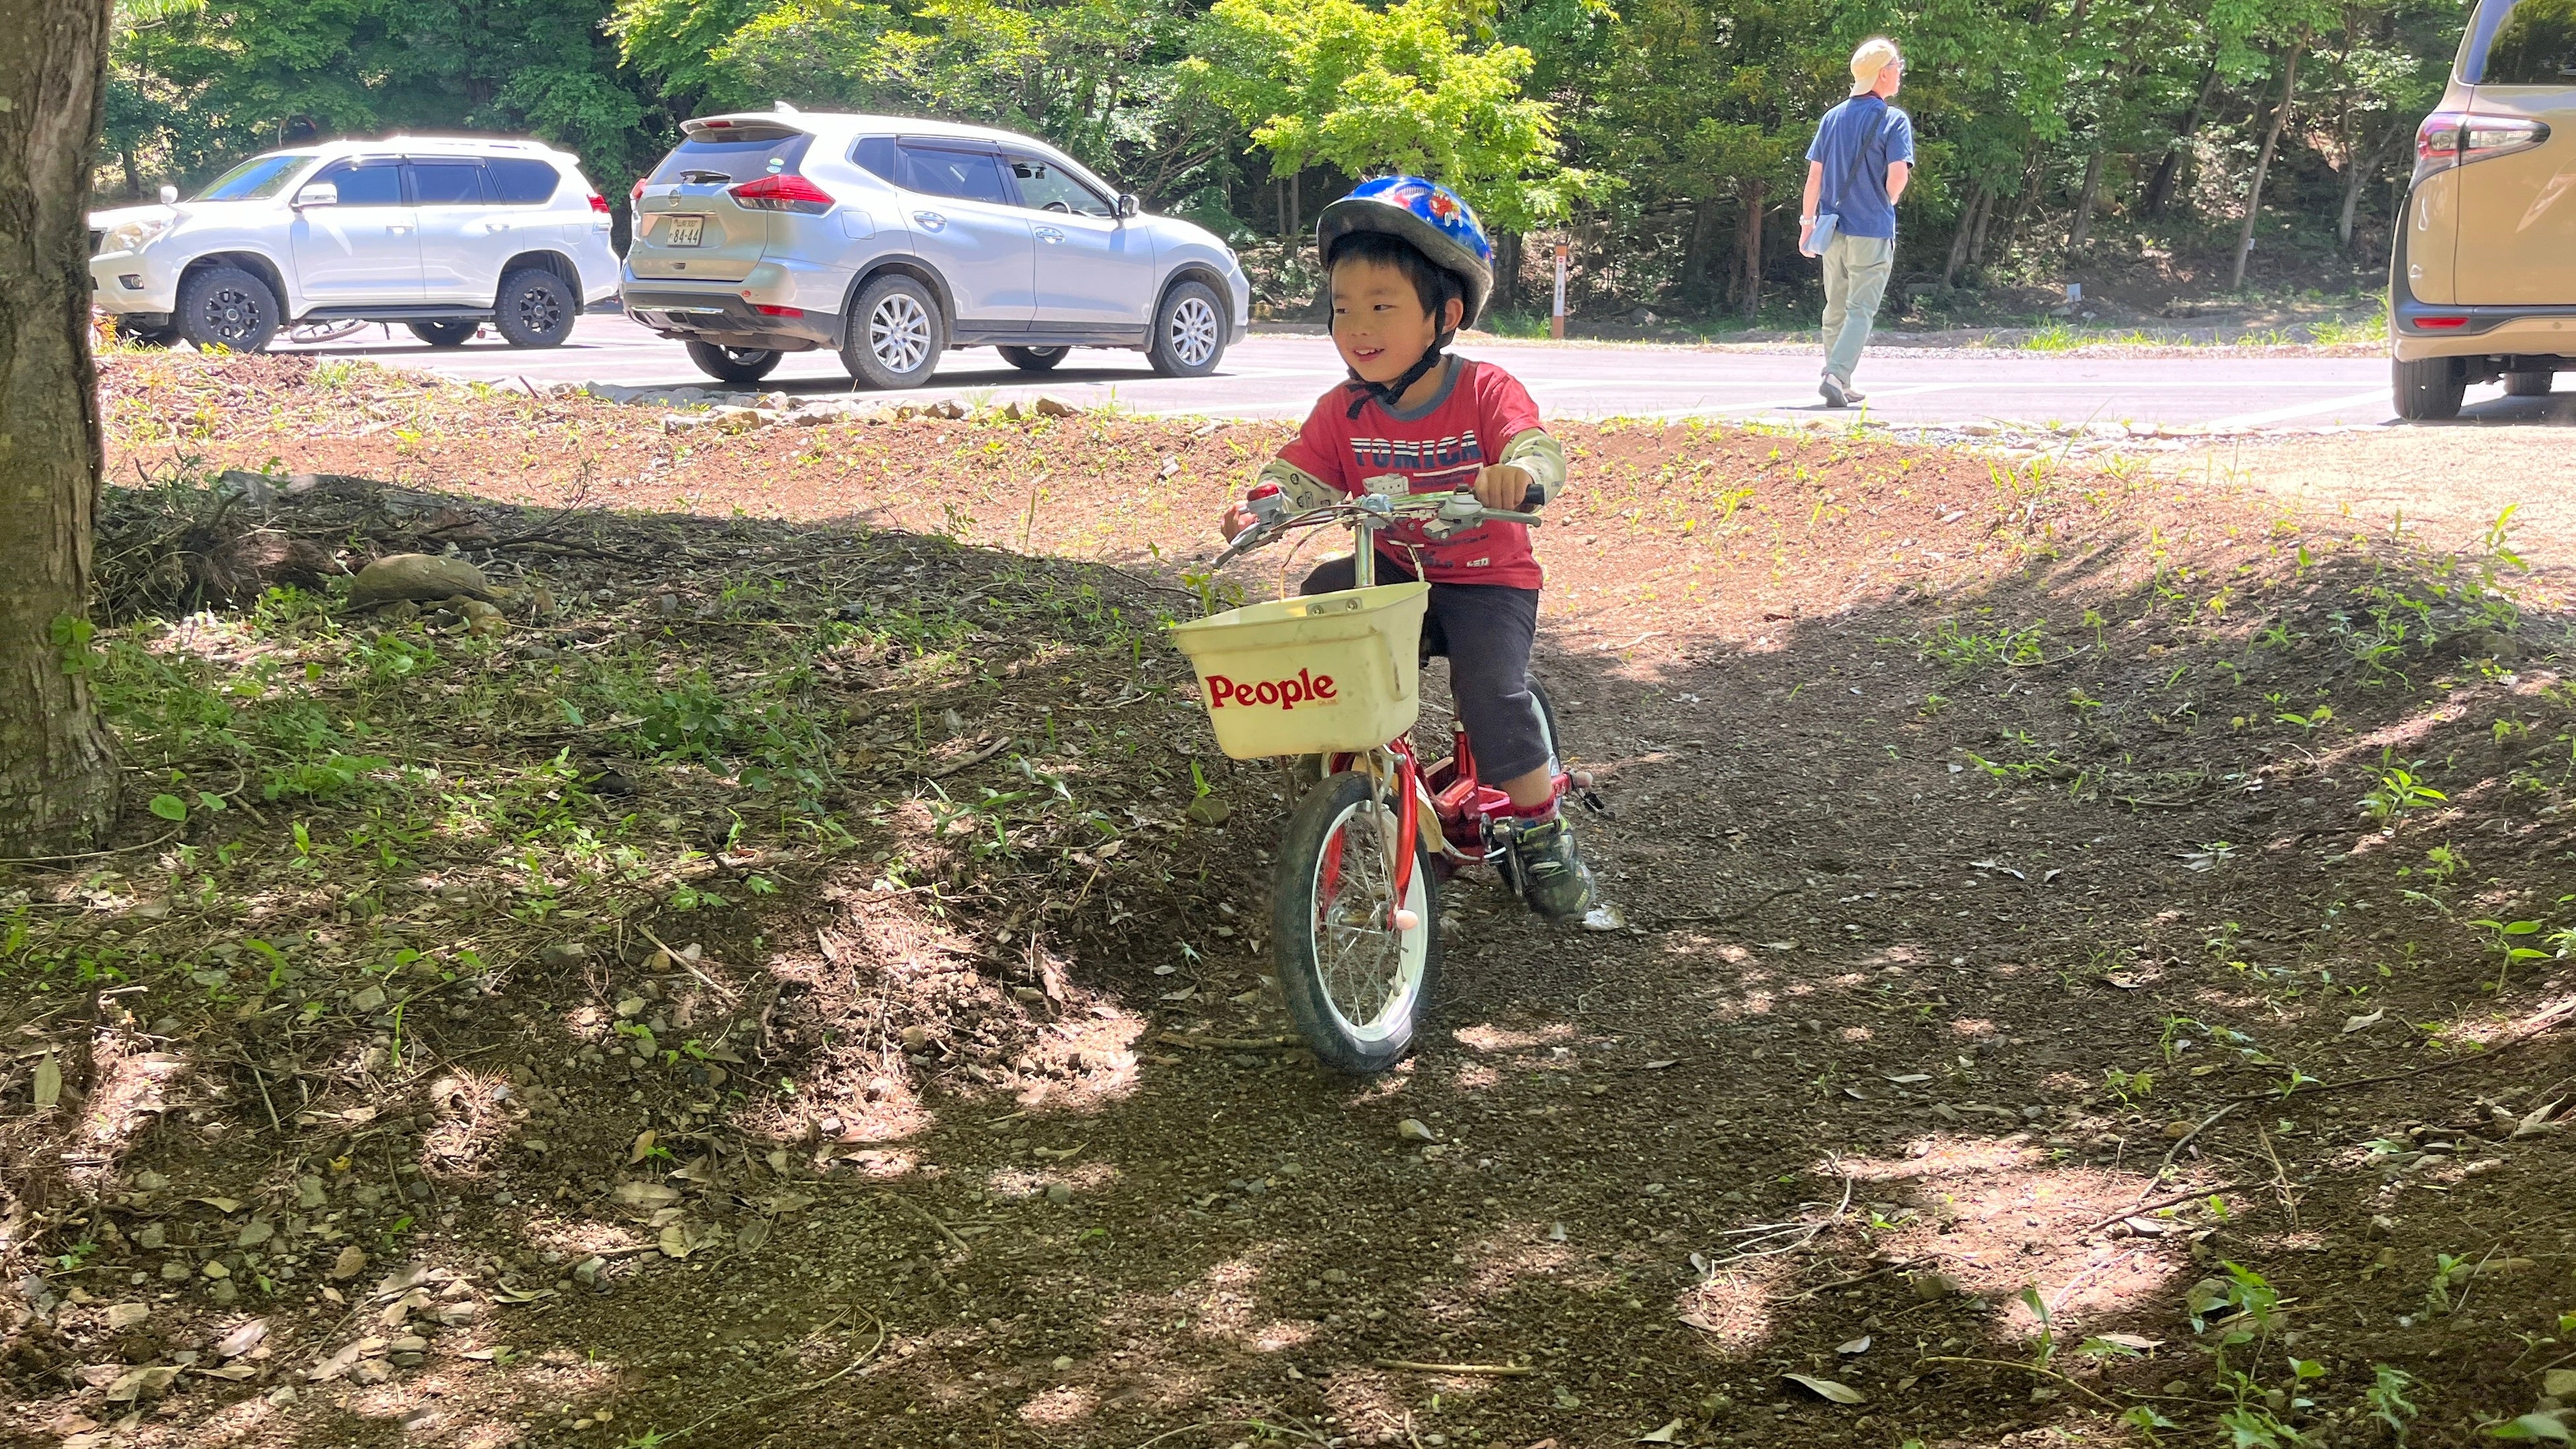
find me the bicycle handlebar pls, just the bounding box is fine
[1213,486,1543,569]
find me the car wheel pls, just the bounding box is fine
[843,274,945,390]
[174,265,280,353]
[685,340,783,385]
[2393,356,2465,421]
[408,320,480,348]
[998,345,1067,373]
[2506,369,2554,398]
[1148,279,1225,378]
[493,268,576,348]
[108,316,179,348]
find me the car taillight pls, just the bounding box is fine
[2416,316,2470,330]
[630,177,646,203]
[590,193,612,214]
[728,173,833,214]
[752,304,803,317]
[2415,110,2552,182]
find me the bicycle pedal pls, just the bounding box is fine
[1575,788,1615,820]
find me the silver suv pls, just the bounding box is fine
[622,110,1249,388]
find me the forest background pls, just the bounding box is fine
[97,0,2465,330]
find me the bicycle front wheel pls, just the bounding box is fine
[1273,771,1442,1075]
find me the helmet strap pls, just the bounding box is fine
[1343,332,1454,420]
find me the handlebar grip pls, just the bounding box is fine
[1520,485,1546,511]
[1484,509,1543,526]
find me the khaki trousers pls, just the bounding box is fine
[1820,232,1896,385]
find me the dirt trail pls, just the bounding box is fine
[7,350,2576,1449]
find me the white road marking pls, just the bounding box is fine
[2202,388,2394,428]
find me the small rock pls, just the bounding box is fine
[352,1357,394,1386]
[1185,795,1231,826]
[2548,1369,2576,1398]
[2162,1120,2194,1140]
[1907,1271,1955,1301]
[1046,1183,1073,1205]
[1396,1118,1436,1143]
[1052,1355,1075,1372]
[349,554,492,609]
[540,942,589,967]
[452,598,507,637]
[106,1302,151,1330]
[1034,396,1075,418]
[202,1259,231,1279]
[1321,1268,1350,1285]
[390,1335,429,1354]
[349,985,388,1013]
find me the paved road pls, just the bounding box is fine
[274,313,2573,429]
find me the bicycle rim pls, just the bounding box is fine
[1305,793,1429,1043]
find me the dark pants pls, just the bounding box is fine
[1300,551,1552,782]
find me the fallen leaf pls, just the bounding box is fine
[1643,1059,1678,1070]
[736,1217,773,1252]
[212,1318,269,1359]
[105,1302,151,1330]
[236,1219,274,1248]
[2488,1413,2573,1441]
[1783,1372,1866,1405]
[32,1052,61,1108]
[658,1223,694,1259]
[189,1196,244,1214]
[329,1246,368,1281]
[629,1129,657,1164]
[196,1363,260,1381]
[1637,1419,1687,1444]
[2093,1331,2164,1351]
[2515,1100,2565,1139]
[1838,1335,1872,1355]
[1884,1073,1931,1084]
[612,1181,680,1210]
[1678,1310,1723,1333]
[491,1283,555,1304]
[2341,1008,2385,1035]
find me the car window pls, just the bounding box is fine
[486,158,562,205]
[647,129,814,186]
[897,144,1010,204]
[310,160,404,207]
[1006,155,1111,217]
[195,153,314,202]
[2481,0,2576,83]
[409,162,486,206]
[852,137,898,182]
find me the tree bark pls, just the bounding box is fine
[1736,180,1765,320]
[2069,148,2106,250]
[2338,119,2405,250]
[2231,38,2306,290]
[1943,181,1986,287]
[1494,230,1521,315]
[2144,53,2221,219]
[0,0,121,857]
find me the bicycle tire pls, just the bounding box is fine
[1273,770,1442,1075]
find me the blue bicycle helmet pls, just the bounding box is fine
[1314,176,1497,417]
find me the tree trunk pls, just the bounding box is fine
[1684,199,1721,306]
[2145,54,2221,219]
[2339,119,2404,250]
[1943,181,1986,286]
[2069,148,2106,250]
[2231,38,2306,290]
[1736,180,1765,320]
[1494,231,1521,315]
[1287,171,1301,240]
[0,0,121,857]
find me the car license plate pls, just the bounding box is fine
[664,215,705,247]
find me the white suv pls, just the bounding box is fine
[622,110,1250,388]
[89,137,620,353]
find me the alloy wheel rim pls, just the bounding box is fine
[871,294,931,374]
[1170,296,1218,367]
[517,285,562,334]
[203,287,262,342]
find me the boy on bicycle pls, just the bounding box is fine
[1218,176,1596,922]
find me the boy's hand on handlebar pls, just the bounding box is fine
[1472,463,1537,512]
[1219,502,1255,542]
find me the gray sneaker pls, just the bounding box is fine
[1499,814,1597,922]
[1819,374,1851,408]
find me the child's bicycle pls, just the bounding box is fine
[1167,479,1603,1075]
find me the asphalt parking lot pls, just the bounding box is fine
[273,314,2575,429]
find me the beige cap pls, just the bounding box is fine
[1850,36,1902,94]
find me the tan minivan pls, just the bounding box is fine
[2391,0,2576,419]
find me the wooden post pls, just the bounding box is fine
[1551,242,1568,339]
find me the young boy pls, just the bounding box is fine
[1217,176,1595,921]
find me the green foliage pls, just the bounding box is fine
[1184,0,1583,230]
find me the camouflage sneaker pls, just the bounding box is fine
[1500,814,1597,923]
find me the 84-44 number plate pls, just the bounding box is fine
[663,215,705,247]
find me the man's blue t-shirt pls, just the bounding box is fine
[1806,94,1916,240]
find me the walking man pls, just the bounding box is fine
[1801,36,1914,408]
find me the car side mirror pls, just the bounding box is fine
[1117,193,1139,219]
[158,184,179,205]
[292,182,339,209]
